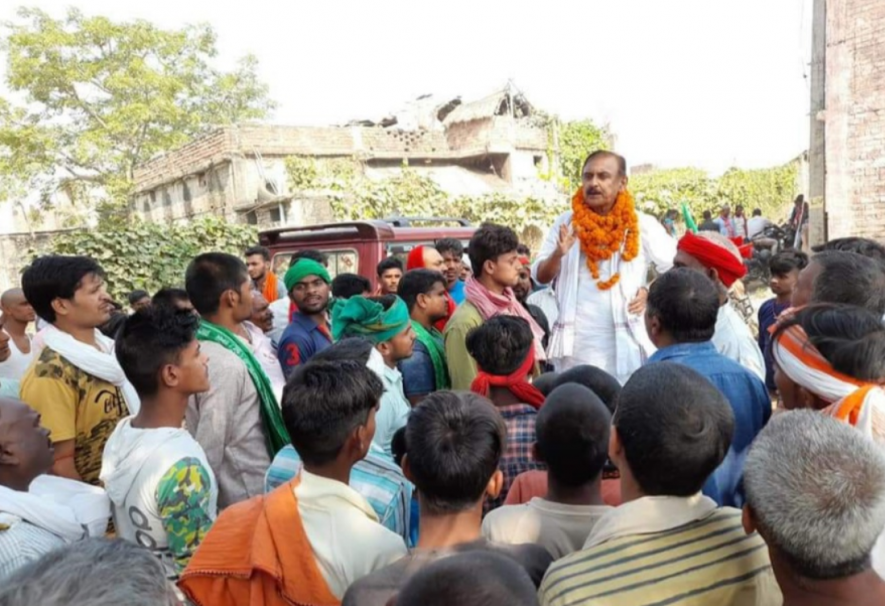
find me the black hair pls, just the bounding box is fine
[772,303,885,382]
[405,391,506,514]
[769,250,810,276]
[127,290,149,305]
[310,337,375,366]
[331,273,371,299]
[812,238,885,266]
[21,255,106,324]
[582,150,627,177]
[538,383,611,487]
[615,363,734,496]
[468,223,519,278]
[647,267,720,343]
[516,244,531,257]
[391,552,540,606]
[98,311,127,340]
[185,253,249,316]
[290,249,328,268]
[151,287,190,309]
[115,306,200,397]
[532,372,560,397]
[811,251,885,315]
[702,210,713,220]
[367,295,397,310]
[244,245,271,261]
[435,238,465,258]
[465,316,533,376]
[391,426,407,468]
[752,208,762,216]
[377,257,404,277]
[736,204,745,212]
[554,366,622,414]
[398,269,446,313]
[282,359,384,467]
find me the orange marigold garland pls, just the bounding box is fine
[571,188,640,291]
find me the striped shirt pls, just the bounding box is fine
[540,497,781,606]
[265,444,412,545]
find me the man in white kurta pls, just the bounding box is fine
[533,152,676,384]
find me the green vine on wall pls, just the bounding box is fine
[41,216,257,302]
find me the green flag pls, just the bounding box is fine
[681,202,698,234]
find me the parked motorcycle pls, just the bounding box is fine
[743,224,796,287]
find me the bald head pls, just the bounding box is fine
[423,247,445,272]
[0,288,35,327]
[0,397,54,491]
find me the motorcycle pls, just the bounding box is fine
[744,223,796,287]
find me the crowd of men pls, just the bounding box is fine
[1,150,885,606]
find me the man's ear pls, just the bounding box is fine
[376,341,393,358]
[415,292,428,311]
[646,313,662,339]
[160,364,180,390]
[531,441,543,464]
[0,442,19,467]
[401,454,412,480]
[742,505,757,536]
[609,425,623,464]
[51,297,69,319]
[486,469,504,500]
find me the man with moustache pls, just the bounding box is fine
[276,258,334,379]
[533,151,676,383]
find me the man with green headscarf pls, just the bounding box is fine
[277,258,333,379]
[333,295,415,458]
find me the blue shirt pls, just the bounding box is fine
[757,298,789,391]
[398,340,436,399]
[276,312,332,379]
[265,444,414,545]
[449,280,466,305]
[648,342,771,508]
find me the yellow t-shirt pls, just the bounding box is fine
[20,347,130,485]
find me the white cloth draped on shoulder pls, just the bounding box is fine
[40,324,140,415]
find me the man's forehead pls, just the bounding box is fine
[583,156,620,173]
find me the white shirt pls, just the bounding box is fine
[366,348,411,459]
[0,334,33,381]
[482,498,612,560]
[296,470,407,599]
[747,216,773,239]
[101,420,218,578]
[527,288,560,329]
[268,297,291,349]
[713,304,766,382]
[242,321,286,405]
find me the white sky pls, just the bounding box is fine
[0,0,814,174]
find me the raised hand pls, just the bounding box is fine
[557,223,577,257]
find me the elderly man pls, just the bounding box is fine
[533,151,675,383]
[674,231,765,380]
[743,411,885,606]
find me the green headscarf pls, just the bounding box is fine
[284,259,331,293]
[332,296,411,344]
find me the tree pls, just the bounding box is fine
[0,7,276,217]
[556,119,610,192]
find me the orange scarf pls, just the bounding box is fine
[571,188,640,291]
[262,271,280,303]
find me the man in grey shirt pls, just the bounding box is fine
[185,253,282,508]
[343,392,552,606]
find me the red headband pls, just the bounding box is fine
[406,246,426,271]
[470,347,545,409]
[677,232,747,288]
[518,255,531,266]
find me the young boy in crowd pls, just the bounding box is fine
[100,307,217,578]
[540,363,779,606]
[180,358,407,605]
[466,316,546,510]
[343,391,552,606]
[482,383,613,559]
[757,251,808,393]
[20,255,138,486]
[377,257,404,296]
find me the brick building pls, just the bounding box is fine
[131,87,557,227]
[810,0,885,242]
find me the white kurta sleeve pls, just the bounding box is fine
[639,213,677,273]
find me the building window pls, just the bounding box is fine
[269,207,282,224]
[245,211,258,225]
[182,182,192,203]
